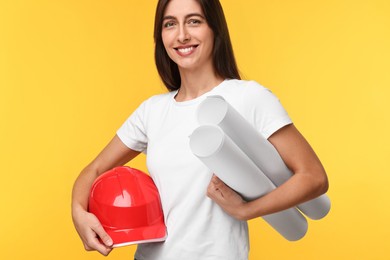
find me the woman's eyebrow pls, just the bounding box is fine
[163,13,205,21]
[162,15,176,21]
[185,13,205,19]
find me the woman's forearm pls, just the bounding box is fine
[240,168,328,220]
[72,165,99,216]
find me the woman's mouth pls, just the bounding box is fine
[174,45,199,56]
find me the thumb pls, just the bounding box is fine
[208,175,226,198]
[211,175,225,189]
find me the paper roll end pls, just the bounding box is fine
[189,125,225,158]
[298,194,331,220]
[197,96,229,125]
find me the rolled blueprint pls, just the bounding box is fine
[196,95,331,220]
[189,125,308,241]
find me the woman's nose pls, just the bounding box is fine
[177,25,191,44]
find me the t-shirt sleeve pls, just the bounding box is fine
[116,101,148,153]
[244,81,292,139]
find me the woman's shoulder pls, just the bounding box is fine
[218,79,270,97]
[141,90,176,106]
[216,79,282,110]
[223,79,267,91]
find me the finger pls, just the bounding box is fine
[90,221,113,247]
[85,214,114,255]
[87,213,113,247]
[93,242,112,256]
[98,245,113,256]
[84,228,113,256]
[211,174,220,184]
[210,175,227,192]
[207,180,223,200]
[211,175,227,191]
[208,176,240,202]
[84,238,112,256]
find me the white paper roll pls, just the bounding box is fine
[196,95,331,220]
[189,125,308,241]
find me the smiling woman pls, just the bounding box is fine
[2,0,390,259]
[161,1,214,75]
[154,0,240,92]
[71,0,329,259]
[162,6,218,102]
[167,21,203,58]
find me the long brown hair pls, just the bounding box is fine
[154,0,241,91]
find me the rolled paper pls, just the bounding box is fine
[190,125,308,241]
[196,95,331,220]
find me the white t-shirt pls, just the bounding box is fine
[117,79,292,260]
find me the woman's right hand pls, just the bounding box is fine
[72,207,113,256]
[71,135,140,255]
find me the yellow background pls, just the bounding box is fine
[1,0,389,259]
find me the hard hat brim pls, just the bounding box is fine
[105,221,167,247]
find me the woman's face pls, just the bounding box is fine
[161,0,214,72]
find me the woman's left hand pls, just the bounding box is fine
[207,175,248,221]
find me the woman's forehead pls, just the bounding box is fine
[164,0,203,17]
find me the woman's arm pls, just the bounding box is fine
[71,135,140,255]
[207,124,329,221]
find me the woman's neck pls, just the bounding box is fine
[175,66,224,102]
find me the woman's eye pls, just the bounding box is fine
[188,19,201,25]
[164,21,176,28]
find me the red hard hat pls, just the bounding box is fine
[88,166,167,247]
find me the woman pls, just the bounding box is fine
[72,0,329,259]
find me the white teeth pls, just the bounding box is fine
[178,47,194,54]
